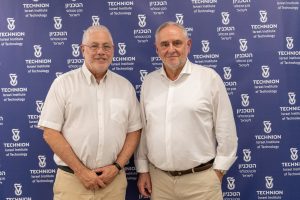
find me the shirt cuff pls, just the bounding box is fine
[134,159,149,173]
[213,155,237,170]
[127,123,142,133]
[37,120,62,132]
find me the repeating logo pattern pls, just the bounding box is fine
[71,44,80,57]
[286,37,294,49]
[7,18,16,30]
[12,129,20,142]
[227,177,236,190]
[201,40,210,53]
[36,100,44,113]
[261,65,270,78]
[241,94,250,107]
[139,70,148,82]
[263,121,272,134]
[265,176,273,189]
[138,14,146,27]
[239,39,248,52]
[175,13,184,24]
[221,12,230,25]
[9,74,18,86]
[14,183,22,196]
[290,148,298,161]
[118,43,126,56]
[259,10,268,23]
[53,17,62,30]
[243,149,251,162]
[288,92,296,105]
[223,67,232,80]
[34,45,42,58]
[92,16,100,26]
[1,1,300,199]
[38,155,47,168]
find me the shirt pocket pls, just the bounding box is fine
[110,98,129,125]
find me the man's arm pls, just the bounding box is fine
[116,129,141,167]
[137,172,152,197]
[135,128,153,197]
[212,73,238,175]
[95,130,141,184]
[43,128,106,189]
[134,82,153,197]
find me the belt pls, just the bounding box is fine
[57,165,102,176]
[57,165,75,173]
[162,159,214,176]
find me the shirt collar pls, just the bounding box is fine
[159,59,192,81]
[82,62,109,85]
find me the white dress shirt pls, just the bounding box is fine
[135,59,238,172]
[38,63,142,169]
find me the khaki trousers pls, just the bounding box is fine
[149,164,223,200]
[53,169,127,200]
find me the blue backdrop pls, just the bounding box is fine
[1,0,300,199]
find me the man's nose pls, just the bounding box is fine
[167,44,176,51]
[96,47,105,54]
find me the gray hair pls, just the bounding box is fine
[82,25,114,44]
[155,21,189,42]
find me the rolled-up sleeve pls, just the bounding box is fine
[38,78,65,132]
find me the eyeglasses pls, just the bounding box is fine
[82,43,113,52]
[159,40,184,49]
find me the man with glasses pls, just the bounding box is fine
[135,21,238,200]
[38,25,142,200]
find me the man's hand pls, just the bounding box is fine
[214,169,225,182]
[137,172,152,198]
[43,128,106,190]
[95,164,119,185]
[75,167,106,190]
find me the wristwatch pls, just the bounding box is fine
[215,169,227,175]
[113,162,122,171]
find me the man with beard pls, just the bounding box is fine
[38,25,142,200]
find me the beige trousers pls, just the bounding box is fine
[53,169,127,200]
[149,164,223,200]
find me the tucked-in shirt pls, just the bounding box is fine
[38,63,142,169]
[135,59,238,172]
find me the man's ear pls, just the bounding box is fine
[187,39,192,53]
[155,45,159,54]
[80,45,85,57]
